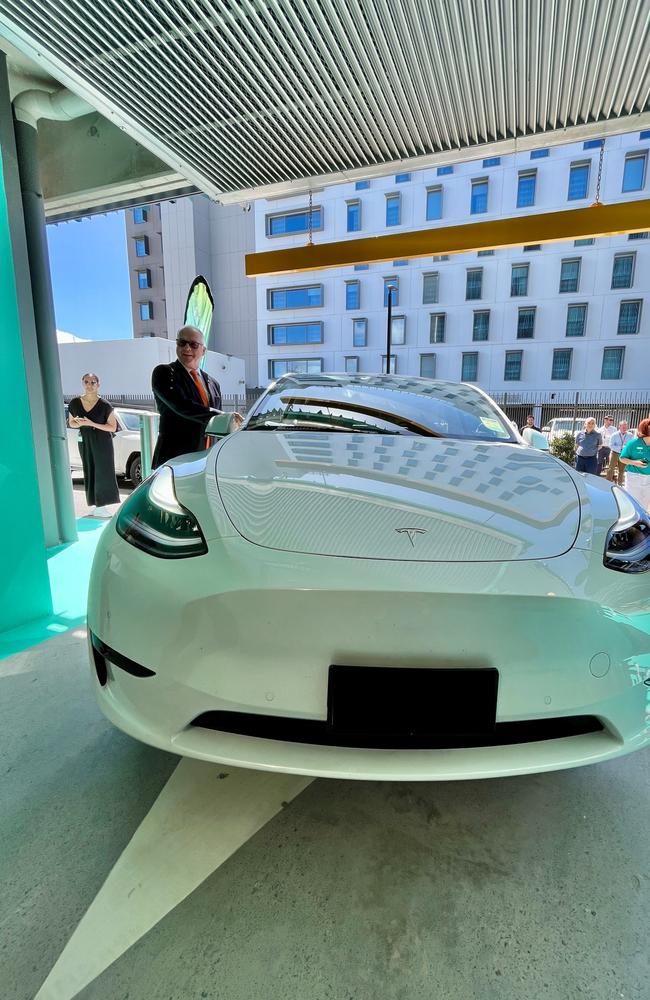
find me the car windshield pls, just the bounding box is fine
[119,412,144,431]
[246,375,515,441]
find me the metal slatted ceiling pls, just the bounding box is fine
[1,0,650,201]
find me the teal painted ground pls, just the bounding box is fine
[0,517,107,660]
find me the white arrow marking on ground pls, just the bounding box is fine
[35,758,313,1000]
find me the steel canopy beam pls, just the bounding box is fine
[245,200,650,277]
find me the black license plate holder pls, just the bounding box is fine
[328,665,498,737]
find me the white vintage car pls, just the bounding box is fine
[87,375,650,781]
[66,406,147,484]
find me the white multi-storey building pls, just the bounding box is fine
[253,129,650,396]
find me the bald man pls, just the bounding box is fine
[151,325,225,468]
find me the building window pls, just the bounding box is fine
[132,206,148,224]
[517,307,536,338]
[426,186,442,221]
[420,354,436,378]
[266,206,322,237]
[517,170,537,208]
[477,249,494,256]
[354,263,369,270]
[530,148,549,159]
[383,277,399,306]
[622,152,647,192]
[552,348,572,380]
[437,165,453,176]
[465,268,483,300]
[568,162,590,200]
[628,232,649,240]
[268,285,323,309]
[510,263,529,296]
[482,157,501,167]
[504,351,523,381]
[431,255,449,262]
[422,272,439,304]
[611,253,635,289]
[566,304,587,337]
[583,138,604,150]
[617,300,641,335]
[601,348,624,380]
[381,355,397,374]
[352,318,367,347]
[269,358,323,379]
[461,352,478,382]
[386,194,401,226]
[393,260,408,266]
[470,178,488,214]
[574,238,594,246]
[268,322,323,345]
[355,180,370,190]
[139,302,153,321]
[136,268,151,289]
[523,245,541,252]
[472,310,490,341]
[641,130,650,140]
[430,313,446,343]
[395,173,411,183]
[390,315,406,345]
[559,258,581,293]
[346,200,361,233]
[134,236,149,257]
[345,280,360,310]
[345,356,359,373]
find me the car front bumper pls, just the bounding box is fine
[87,527,650,780]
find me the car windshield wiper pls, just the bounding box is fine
[278,396,445,438]
[246,419,397,434]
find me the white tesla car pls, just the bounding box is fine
[87,375,650,781]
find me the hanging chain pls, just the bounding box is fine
[594,141,605,204]
[307,189,314,245]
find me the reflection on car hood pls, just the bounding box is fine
[214,432,581,561]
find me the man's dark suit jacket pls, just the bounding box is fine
[151,360,222,468]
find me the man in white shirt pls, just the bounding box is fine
[597,415,616,475]
[607,420,635,485]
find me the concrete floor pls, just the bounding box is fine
[1,629,648,1000]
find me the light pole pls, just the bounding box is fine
[385,284,394,373]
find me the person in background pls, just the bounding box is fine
[574,417,602,476]
[619,419,650,514]
[597,414,616,475]
[68,373,120,518]
[520,414,540,433]
[152,325,241,468]
[607,420,634,486]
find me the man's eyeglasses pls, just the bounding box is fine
[177,338,203,350]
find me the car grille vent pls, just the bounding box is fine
[190,711,603,750]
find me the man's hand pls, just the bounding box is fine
[231,412,244,428]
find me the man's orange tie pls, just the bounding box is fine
[190,368,209,407]
[190,369,211,449]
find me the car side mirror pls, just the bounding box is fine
[521,427,550,451]
[206,413,239,439]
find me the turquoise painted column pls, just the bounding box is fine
[0,139,52,630]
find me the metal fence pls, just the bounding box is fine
[491,391,650,431]
[64,391,257,414]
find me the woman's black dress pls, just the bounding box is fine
[68,397,120,506]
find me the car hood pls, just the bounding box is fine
[213,431,581,561]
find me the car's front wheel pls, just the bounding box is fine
[127,454,142,485]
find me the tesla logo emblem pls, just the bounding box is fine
[395,527,428,547]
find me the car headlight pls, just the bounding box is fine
[603,486,650,574]
[116,466,208,559]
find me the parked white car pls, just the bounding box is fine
[66,406,148,484]
[88,375,650,781]
[542,417,584,443]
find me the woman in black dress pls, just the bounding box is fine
[68,373,120,517]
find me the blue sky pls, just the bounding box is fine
[47,211,133,341]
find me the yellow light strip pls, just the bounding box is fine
[245,200,650,276]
